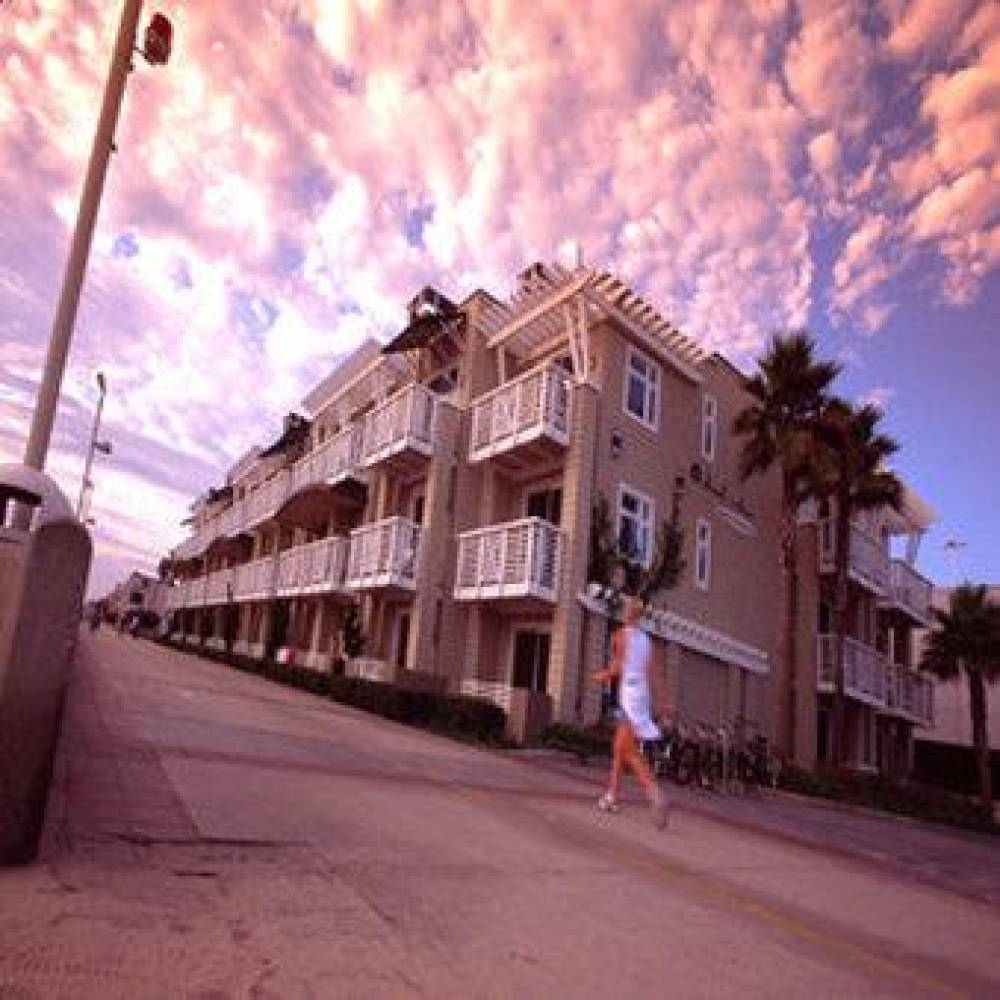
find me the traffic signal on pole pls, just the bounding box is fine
[143,13,172,66]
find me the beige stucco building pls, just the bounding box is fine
[161,262,935,771]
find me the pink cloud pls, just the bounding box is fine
[0,0,997,594]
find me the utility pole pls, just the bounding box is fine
[23,1,171,472]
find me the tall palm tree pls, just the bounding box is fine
[734,332,840,760]
[813,400,902,766]
[920,584,1000,814]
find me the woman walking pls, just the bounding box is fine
[593,595,669,829]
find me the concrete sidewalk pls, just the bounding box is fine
[2,633,999,999]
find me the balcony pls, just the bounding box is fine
[886,663,935,726]
[818,522,890,595]
[345,516,420,590]
[360,383,435,471]
[166,577,206,611]
[244,471,291,530]
[454,517,562,603]
[276,536,350,596]
[289,424,364,496]
[881,559,933,626]
[203,567,235,605]
[469,364,571,468]
[816,634,887,708]
[231,556,276,602]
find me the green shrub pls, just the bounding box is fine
[150,638,506,743]
[778,765,996,833]
[542,722,613,760]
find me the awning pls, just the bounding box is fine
[381,312,464,354]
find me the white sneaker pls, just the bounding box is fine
[597,791,619,813]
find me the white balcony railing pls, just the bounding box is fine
[819,522,890,595]
[469,363,571,463]
[276,536,350,596]
[360,384,435,467]
[884,559,933,625]
[817,634,887,707]
[204,567,235,605]
[290,424,364,495]
[891,666,935,726]
[165,577,206,611]
[345,517,420,589]
[454,517,561,602]
[460,679,514,714]
[244,471,291,529]
[232,556,277,601]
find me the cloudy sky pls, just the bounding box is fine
[1,0,997,597]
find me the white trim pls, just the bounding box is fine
[484,270,593,348]
[695,517,712,591]
[617,482,655,569]
[622,345,660,432]
[701,394,718,462]
[579,589,769,675]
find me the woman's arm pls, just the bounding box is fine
[592,628,625,685]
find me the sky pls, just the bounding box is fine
[0,0,997,599]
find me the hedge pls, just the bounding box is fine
[913,740,1000,798]
[154,637,506,744]
[541,722,614,760]
[779,765,997,833]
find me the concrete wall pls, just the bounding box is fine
[0,513,91,863]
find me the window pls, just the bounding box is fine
[702,394,718,462]
[695,518,711,590]
[413,494,425,525]
[623,347,660,430]
[512,630,550,693]
[618,485,654,567]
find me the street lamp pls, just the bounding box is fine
[23,2,172,473]
[77,371,113,520]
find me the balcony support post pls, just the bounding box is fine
[548,382,599,719]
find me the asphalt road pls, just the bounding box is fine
[1,632,998,999]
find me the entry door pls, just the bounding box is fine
[396,613,411,671]
[512,630,550,693]
[526,487,562,525]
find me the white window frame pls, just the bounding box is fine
[617,484,655,569]
[622,346,660,432]
[695,517,712,591]
[702,394,718,462]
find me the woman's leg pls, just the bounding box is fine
[609,721,630,801]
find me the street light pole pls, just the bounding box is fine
[24,0,143,471]
[77,372,109,519]
[23,0,174,472]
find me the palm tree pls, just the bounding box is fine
[813,400,902,766]
[587,484,685,723]
[734,332,840,760]
[920,584,1000,815]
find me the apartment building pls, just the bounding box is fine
[795,495,936,773]
[162,261,935,769]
